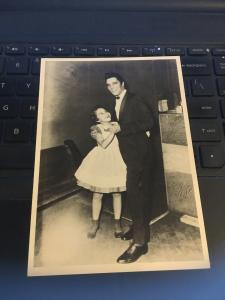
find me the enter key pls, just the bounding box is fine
[190,120,222,141]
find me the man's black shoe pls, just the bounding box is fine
[117,243,148,264]
[114,231,124,238]
[120,228,133,241]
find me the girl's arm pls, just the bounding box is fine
[99,132,115,149]
[90,126,115,149]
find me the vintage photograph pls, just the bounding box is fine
[28,57,209,276]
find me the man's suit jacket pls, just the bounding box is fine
[108,92,154,171]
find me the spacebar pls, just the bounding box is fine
[0,145,35,169]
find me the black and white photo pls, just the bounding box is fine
[28,57,209,276]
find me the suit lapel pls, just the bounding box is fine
[108,99,117,121]
[119,93,128,120]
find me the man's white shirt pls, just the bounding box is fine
[115,89,127,120]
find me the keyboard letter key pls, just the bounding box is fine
[4,121,31,142]
[191,78,214,96]
[21,100,37,118]
[6,57,29,74]
[217,78,225,96]
[0,78,15,95]
[0,58,4,74]
[16,77,39,96]
[0,100,18,118]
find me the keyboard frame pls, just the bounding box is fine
[0,7,224,299]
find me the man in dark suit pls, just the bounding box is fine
[105,72,154,263]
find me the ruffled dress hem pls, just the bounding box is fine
[77,180,126,193]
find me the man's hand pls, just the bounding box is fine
[110,122,121,134]
[146,131,151,138]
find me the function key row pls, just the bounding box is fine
[0,45,225,56]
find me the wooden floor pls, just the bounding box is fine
[33,190,205,270]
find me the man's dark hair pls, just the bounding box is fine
[105,72,125,85]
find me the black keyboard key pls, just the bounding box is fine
[212,48,225,56]
[0,100,18,118]
[214,57,225,75]
[51,46,72,56]
[4,121,31,142]
[97,47,117,56]
[0,78,15,96]
[0,58,4,73]
[31,122,36,142]
[5,45,25,55]
[6,57,29,74]
[0,121,2,138]
[199,145,225,168]
[21,100,37,118]
[142,46,163,56]
[191,78,214,96]
[221,100,225,118]
[74,46,95,56]
[0,145,34,168]
[181,58,212,76]
[28,45,49,55]
[187,48,209,55]
[31,57,41,75]
[184,80,189,96]
[166,47,185,56]
[16,77,39,96]
[190,120,221,141]
[188,99,218,118]
[217,78,225,96]
[120,47,140,56]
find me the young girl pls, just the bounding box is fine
[75,106,127,239]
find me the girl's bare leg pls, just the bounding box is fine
[88,192,103,239]
[112,193,123,237]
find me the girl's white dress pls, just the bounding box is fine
[75,124,127,193]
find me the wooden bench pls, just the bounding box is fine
[38,140,82,209]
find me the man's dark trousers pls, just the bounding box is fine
[109,92,154,245]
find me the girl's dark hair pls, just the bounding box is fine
[90,105,109,123]
[105,72,125,85]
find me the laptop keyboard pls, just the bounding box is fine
[0,44,225,176]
